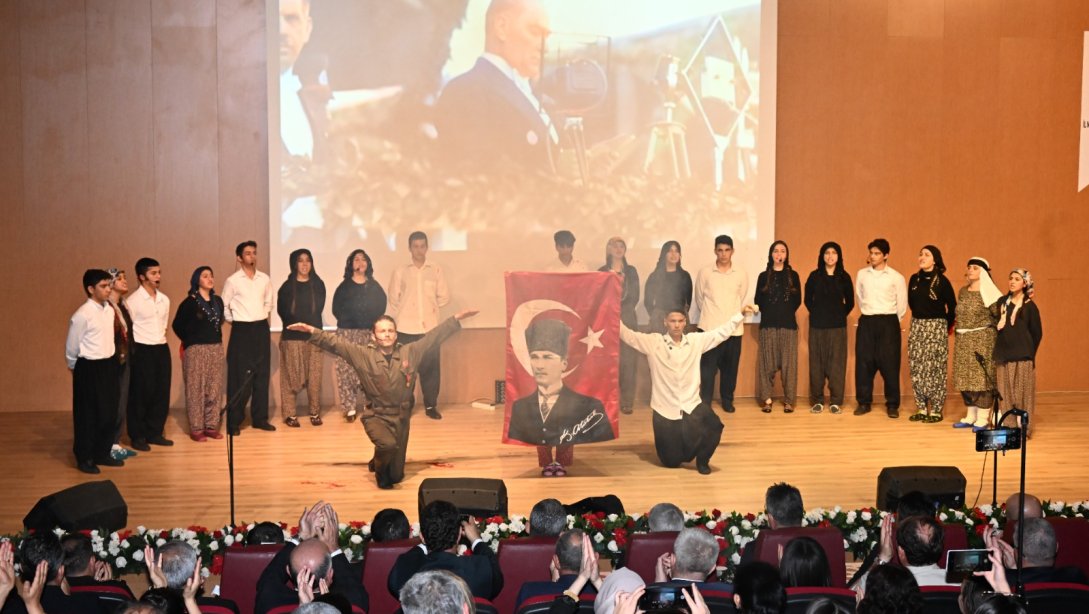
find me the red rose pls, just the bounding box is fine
[210,554,224,575]
[710,524,724,536]
[159,531,169,539]
[78,529,92,536]
[626,518,635,529]
[279,522,288,529]
[187,525,207,533]
[591,519,605,530]
[595,511,606,520]
[745,513,756,522]
[213,530,223,539]
[349,521,365,529]
[711,509,722,519]
[613,528,628,546]
[487,516,504,525]
[974,524,989,537]
[818,520,831,528]
[716,555,727,566]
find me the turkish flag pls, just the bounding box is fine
[503,272,620,446]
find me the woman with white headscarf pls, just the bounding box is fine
[994,268,1043,437]
[951,257,1003,430]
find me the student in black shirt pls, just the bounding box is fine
[995,268,1042,437]
[803,242,854,414]
[906,245,956,423]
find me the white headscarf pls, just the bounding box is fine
[969,256,1002,307]
[594,567,646,614]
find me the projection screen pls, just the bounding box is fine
[268,0,777,329]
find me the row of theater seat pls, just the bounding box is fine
[216,516,1089,614]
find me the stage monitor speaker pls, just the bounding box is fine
[23,480,127,533]
[876,466,966,512]
[418,478,508,519]
[564,495,625,517]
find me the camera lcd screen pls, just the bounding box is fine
[945,549,993,583]
[638,586,684,610]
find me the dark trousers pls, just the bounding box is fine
[73,357,119,464]
[397,332,441,409]
[227,320,271,429]
[113,361,130,444]
[363,409,411,488]
[699,334,742,408]
[128,343,171,442]
[652,403,723,468]
[855,314,901,408]
[619,341,637,409]
[809,327,847,405]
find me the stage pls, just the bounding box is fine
[1,393,1087,533]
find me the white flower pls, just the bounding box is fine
[607,514,619,523]
[208,541,219,552]
[733,535,742,544]
[110,532,120,541]
[954,511,965,520]
[187,539,200,550]
[861,511,872,521]
[52,528,65,537]
[224,535,235,547]
[362,526,371,536]
[91,530,100,537]
[343,551,354,562]
[939,512,949,522]
[964,518,974,526]
[508,519,526,534]
[115,557,127,568]
[108,546,120,557]
[730,553,741,565]
[849,528,868,543]
[729,526,739,535]
[132,550,144,562]
[706,521,717,530]
[607,540,619,553]
[137,526,147,535]
[338,523,347,531]
[846,511,857,524]
[201,567,210,578]
[457,544,468,555]
[246,523,256,531]
[121,540,130,549]
[1050,501,1065,513]
[593,533,604,544]
[738,536,753,549]
[499,523,509,532]
[155,539,166,547]
[566,515,576,529]
[741,520,752,530]
[481,532,494,542]
[833,506,843,514]
[800,518,809,527]
[349,535,363,545]
[979,504,994,516]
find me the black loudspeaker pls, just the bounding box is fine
[23,480,127,533]
[564,495,625,517]
[418,478,508,519]
[876,466,966,512]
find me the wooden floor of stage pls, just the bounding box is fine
[2,393,1087,532]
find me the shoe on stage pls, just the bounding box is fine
[252,423,276,432]
[77,461,100,475]
[810,404,824,414]
[345,410,357,423]
[425,407,442,420]
[148,436,174,446]
[909,411,927,422]
[853,404,871,416]
[131,439,151,452]
[697,461,712,475]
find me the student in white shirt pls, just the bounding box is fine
[127,257,173,450]
[853,238,908,418]
[221,240,275,435]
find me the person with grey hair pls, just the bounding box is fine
[649,528,732,593]
[529,498,568,537]
[515,530,601,610]
[290,603,341,614]
[399,569,475,614]
[983,518,1089,585]
[145,541,240,613]
[648,503,686,532]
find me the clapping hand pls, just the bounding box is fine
[16,561,48,614]
[145,544,168,589]
[0,542,15,604]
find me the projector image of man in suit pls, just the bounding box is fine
[508,318,613,446]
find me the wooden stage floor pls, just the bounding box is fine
[1,393,1087,532]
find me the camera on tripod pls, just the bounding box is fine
[975,426,1022,452]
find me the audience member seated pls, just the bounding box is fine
[399,569,475,614]
[650,527,733,593]
[958,577,993,614]
[1003,492,1043,525]
[972,594,1026,614]
[291,603,342,614]
[779,537,832,588]
[140,587,189,614]
[370,508,411,542]
[860,514,956,591]
[148,541,240,613]
[851,491,937,586]
[115,602,164,614]
[515,530,600,610]
[855,564,922,614]
[648,503,686,533]
[388,500,503,600]
[593,568,644,614]
[741,483,805,566]
[984,518,1089,585]
[530,499,570,538]
[255,502,368,614]
[61,532,135,605]
[248,522,288,546]
[732,561,787,614]
[0,533,105,614]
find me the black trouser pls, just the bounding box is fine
[652,403,724,468]
[227,320,271,429]
[699,334,742,408]
[362,406,411,487]
[619,341,637,409]
[128,342,171,442]
[114,360,130,444]
[396,332,441,409]
[73,357,119,465]
[855,314,901,408]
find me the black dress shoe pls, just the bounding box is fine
[887,406,900,419]
[425,407,442,420]
[697,461,712,475]
[253,423,276,432]
[148,436,174,446]
[853,404,872,416]
[77,461,100,474]
[723,404,736,414]
[97,457,124,468]
[131,439,151,452]
[367,458,375,473]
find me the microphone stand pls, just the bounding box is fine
[974,352,1003,507]
[220,367,257,527]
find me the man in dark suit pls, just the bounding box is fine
[434,0,556,172]
[1,534,106,614]
[514,530,600,610]
[255,503,368,614]
[61,533,135,610]
[507,318,613,447]
[388,500,503,600]
[648,528,734,593]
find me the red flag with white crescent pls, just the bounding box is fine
[503,271,620,446]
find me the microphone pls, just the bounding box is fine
[974,351,986,365]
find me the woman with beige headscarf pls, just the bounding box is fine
[994,268,1043,437]
[951,257,1002,430]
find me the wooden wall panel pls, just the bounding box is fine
[3,0,1089,414]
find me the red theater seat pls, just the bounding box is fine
[493,535,558,614]
[746,528,847,588]
[938,522,968,569]
[219,544,282,614]
[918,585,961,614]
[784,587,856,614]
[624,531,679,584]
[1024,581,1089,613]
[360,538,419,614]
[1003,517,1089,578]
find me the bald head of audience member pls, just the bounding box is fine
[1004,493,1043,524]
[288,538,333,585]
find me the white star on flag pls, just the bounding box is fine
[580,327,604,354]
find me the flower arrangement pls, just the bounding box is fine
[5,500,1085,580]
